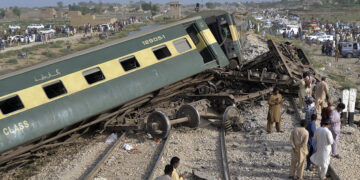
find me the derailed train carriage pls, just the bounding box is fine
[0,17,232,166]
[187,10,243,69]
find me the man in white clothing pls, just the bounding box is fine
[310,121,334,180]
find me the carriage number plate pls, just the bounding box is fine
[142,35,166,45]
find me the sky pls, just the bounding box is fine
[0,0,248,8]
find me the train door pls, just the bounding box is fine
[186,24,217,64]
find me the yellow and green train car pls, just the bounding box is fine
[0,17,228,158]
[187,10,242,68]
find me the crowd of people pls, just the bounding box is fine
[266,72,347,180]
[0,16,152,51]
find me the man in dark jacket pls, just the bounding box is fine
[306,114,317,171]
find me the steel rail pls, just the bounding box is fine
[289,98,340,180]
[147,133,171,180]
[220,120,231,180]
[83,132,127,180]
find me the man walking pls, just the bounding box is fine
[315,77,329,114]
[306,114,317,171]
[155,165,173,180]
[289,120,309,180]
[310,121,334,180]
[329,103,345,159]
[267,87,284,133]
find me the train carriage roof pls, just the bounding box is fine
[0,16,203,81]
[185,10,229,19]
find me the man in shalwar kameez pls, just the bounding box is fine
[310,121,334,180]
[329,103,345,159]
[294,75,307,108]
[289,120,309,180]
[314,77,329,114]
[267,88,284,133]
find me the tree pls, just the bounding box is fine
[0,9,5,19]
[108,5,115,12]
[12,6,20,19]
[141,2,152,11]
[57,1,63,8]
[232,2,240,8]
[205,2,216,9]
[151,4,159,16]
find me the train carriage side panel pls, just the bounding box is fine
[0,50,209,153]
[0,17,227,154]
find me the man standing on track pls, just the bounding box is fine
[289,120,309,180]
[306,114,317,171]
[329,103,345,159]
[310,121,334,180]
[321,101,333,126]
[303,97,316,123]
[315,77,329,114]
[155,165,173,180]
[293,75,307,108]
[267,87,284,133]
[170,157,186,180]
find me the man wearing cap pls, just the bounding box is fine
[329,103,345,159]
[303,97,317,123]
[315,77,329,114]
[310,121,334,180]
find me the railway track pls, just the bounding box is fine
[83,132,127,180]
[145,108,233,180]
[147,133,171,180]
[289,98,340,180]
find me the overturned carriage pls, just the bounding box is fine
[0,17,230,167]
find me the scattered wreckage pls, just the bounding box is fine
[107,39,319,138]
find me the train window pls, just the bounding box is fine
[82,67,105,85]
[43,80,67,99]
[119,56,140,71]
[0,95,24,115]
[188,32,199,44]
[173,38,192,53]
[153,45,171,60]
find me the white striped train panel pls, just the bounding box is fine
[341,89,350,122]
[348,88,357,125]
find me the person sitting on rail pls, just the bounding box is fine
[170,156,186,180]
[155,164,173,180]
